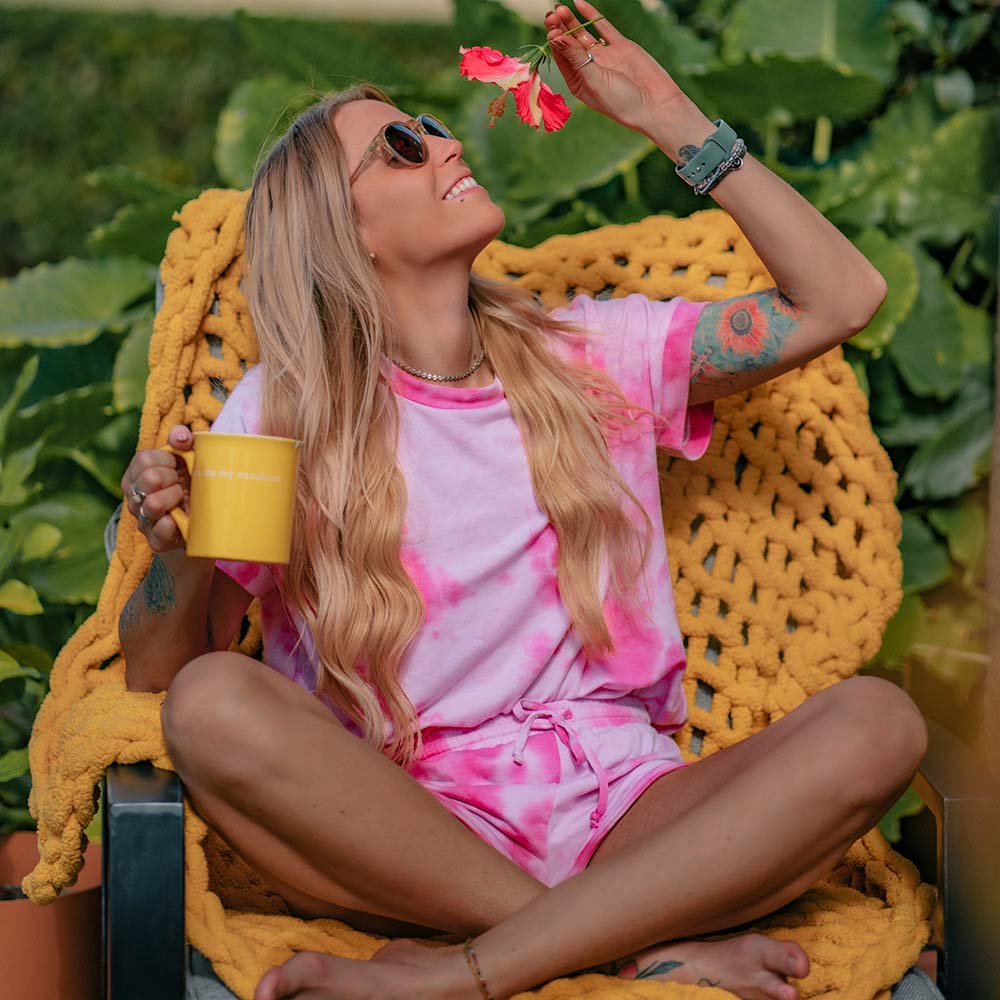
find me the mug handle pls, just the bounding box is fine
[157,444,195,542]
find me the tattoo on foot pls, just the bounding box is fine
[143,555,176,615]
[635,959,683,979]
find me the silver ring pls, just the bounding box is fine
[139,504,152,522]
[576,51,595,69]
[131,485,147,503]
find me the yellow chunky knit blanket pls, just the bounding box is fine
[23,189,934,999]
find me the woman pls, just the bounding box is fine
[122,3,924,999]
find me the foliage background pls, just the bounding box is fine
[0,0,996,858]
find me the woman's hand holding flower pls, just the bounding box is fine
[543,1,686,137]
[458,0,687,137]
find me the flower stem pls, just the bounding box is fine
[522,15,607,72]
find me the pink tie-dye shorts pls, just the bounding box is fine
[406,697,690,887]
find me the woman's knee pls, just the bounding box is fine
[161,651,263,766]
[825,675,928,802]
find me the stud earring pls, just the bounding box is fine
[369,252,377,264]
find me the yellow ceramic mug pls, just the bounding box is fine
[158,432,301,563]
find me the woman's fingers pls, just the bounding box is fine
[575,0,626,45]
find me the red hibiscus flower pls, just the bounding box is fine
[458,44,571,132]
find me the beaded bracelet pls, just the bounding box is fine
[692,137,747,196]
[464,938,496,1000]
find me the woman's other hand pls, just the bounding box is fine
[543,1,685,137]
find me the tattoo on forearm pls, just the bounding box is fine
[119,589,141,633]
[690,286,802,389]
[142,554,176,615]
[679,144,699,163]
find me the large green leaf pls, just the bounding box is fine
[112,307,154,413]
[215,75,319,190]
[9,492,115,605]
[0,355,39,453]
[6,383,115,454]
[0,439,45,508]
[846,228,918,353]
[0,257,154,349]
[83,164,184,203]
[813,77,949,220]
[887,242,963,398]
[901,369,992,501]
[452,0,536,60]
[690,52,886,126]
[0,748,29,783]
[86,193,201,265]
[233,9,419,91]
[927,492,988,588]
[877,785,925,843]
[900,511,951,593]
[890,102,1000,248]
[0,580,43,616]
[722,0,898,86]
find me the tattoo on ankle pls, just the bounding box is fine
[143,554,176,615]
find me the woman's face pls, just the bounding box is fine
[337,100,505,269]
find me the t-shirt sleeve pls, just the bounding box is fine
[547,292,716,460]
[207,366,278,599]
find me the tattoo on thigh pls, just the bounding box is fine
[206,612,214,651]
[143,554,176,615]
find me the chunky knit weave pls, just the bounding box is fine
[23,188,934,999]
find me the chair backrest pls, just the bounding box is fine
[123,188,903,762]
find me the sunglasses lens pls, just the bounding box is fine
[385,123,426,164]
[419,114,453,139]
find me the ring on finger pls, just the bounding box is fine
[131,485,147,504]
[139,504,153,523]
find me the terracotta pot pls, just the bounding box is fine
[0,830,102,1000]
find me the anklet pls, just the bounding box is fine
[463,938,496,1000]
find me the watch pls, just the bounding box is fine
[675,119,739,188]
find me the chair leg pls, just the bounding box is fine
[102,761,186,1000]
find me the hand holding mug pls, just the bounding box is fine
[121,424,193,554]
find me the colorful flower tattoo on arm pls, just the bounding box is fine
[690,287,802,391]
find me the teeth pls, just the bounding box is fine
[445,176,478,200]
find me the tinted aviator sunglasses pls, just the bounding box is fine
[348,114,456,184]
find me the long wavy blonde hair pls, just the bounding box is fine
[243,83,673,770]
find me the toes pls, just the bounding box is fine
[762,938,809,979]
[761,976,799,1000]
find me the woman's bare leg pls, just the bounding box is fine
[252,675,927,1000]
[160,651,547,937]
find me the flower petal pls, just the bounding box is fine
[537,82,571,132]
[513,72,543,128]
[458,45,532,91]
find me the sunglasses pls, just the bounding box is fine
[348,113,456,184]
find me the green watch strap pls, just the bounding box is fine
[675,119,738,186]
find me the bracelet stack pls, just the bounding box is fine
[464,938,496,1000]
[674,118,746,196]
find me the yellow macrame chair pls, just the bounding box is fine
[23,188,938,1000]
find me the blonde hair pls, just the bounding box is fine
[243,83,671,770]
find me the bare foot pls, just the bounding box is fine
[588,932,810,1000]
[253,937,473,1000]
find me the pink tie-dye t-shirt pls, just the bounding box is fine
[210,292,715,744]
